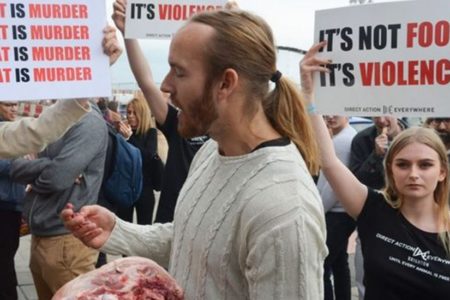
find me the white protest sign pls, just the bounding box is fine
[125,0,226,39]
[0,0,111,102]
[314,0,449,117]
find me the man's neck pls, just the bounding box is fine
[216,111,281,156]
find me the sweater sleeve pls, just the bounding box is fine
[0,100,89,159]
[241,187,327,300]
[10,157,51,184]
[101,217,174,269]
[30,112,106,193]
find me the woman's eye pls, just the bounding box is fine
[395,163,408,169]
[419,162,433,169]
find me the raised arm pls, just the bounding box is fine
[0,100,89,159]
[300,41,367,218]
[112,0,168,125]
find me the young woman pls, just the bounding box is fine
[116,96,160,225]
[301,41,450,299]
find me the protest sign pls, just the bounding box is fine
[0,0,111,102]
[125,0,226,39]
[314,0,449,117]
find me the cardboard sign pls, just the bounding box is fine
[314,0,449,117]
[0,0,111,102]
[125,0,226,39]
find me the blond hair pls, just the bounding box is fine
[383,127,450,254]
[127,96,153,135]
[190,10,319,174]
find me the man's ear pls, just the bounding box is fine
[217,68,238,101]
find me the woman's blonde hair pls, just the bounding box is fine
[190,10,319,174]
[383,127,450,254]
[127,96,153,135]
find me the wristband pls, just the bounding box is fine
[307,103,317,114]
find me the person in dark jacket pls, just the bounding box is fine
[425,118,450,161]
[116,96,159,225]
[0,101,26,300]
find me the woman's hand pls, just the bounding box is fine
[112,0,127,35]
[299,41,330,104]
[117,121,133,139]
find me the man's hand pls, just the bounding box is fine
[375,127,388,156]
[112,0,127,35]
[103,25,123,66]
[61,203,116,249]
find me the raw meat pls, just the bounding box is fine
[53,257,183,300]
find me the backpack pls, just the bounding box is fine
[102,125,143,207]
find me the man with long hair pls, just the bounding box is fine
[62,8,327,299]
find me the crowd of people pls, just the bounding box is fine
[0,1,449,300]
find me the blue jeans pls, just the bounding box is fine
[324,212,356,300]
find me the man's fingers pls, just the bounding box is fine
[103,25,116,33]
[103,38,120,55]
[82,228,103,242]
[78,205,100,219]
[63,213,86,229]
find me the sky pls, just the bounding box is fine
[105,0,404,89]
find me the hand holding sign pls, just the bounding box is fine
[314,0,449,117]
[113,0,127,35]
[299,41,330,104]
[124,0,226,39]
[0,0,112,101]
[102,26,123,66]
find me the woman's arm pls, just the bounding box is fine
[300,42,367,218]
[112,0,169,125]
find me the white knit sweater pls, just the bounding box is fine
[102,140,327,299]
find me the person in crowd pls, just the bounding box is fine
[108,2,208,224]
[301,41,450,300]
[10,28,122,299]
[0,99,89,159]
[0,25,122,160]
[350,115,405,190]
[10,99,108,299]
[425,118,450,160]
[115,96,159,225]
[349,114,407,299]
[317,115,357,300]
[0,101,26,300]
[62,9,327,300]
